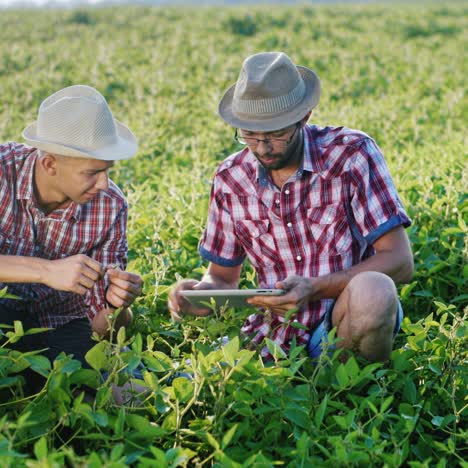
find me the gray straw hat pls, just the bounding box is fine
[23,85,138,160]
[218,52,320,132]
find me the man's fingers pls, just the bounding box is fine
[268,304,298,317]
[109,285,136,301]
[169,280,201,312]
[249,290,296,307]
[78,273,97,290]
[81,255,105,277]
[248,290,299,318]
[168,295,180,313]
[106,286,138,308]
[106,290,126,308]
[81,263,103,282]
[108,277,142,296]
[107,268,141,284]
[171,309,183,322]
[72,284,88,295]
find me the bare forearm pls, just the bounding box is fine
[0,255,48,284]
[0,253,105,296]
[200,273,239,289]
[200,263,242,289]
[317,249,414,300]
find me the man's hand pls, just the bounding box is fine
[42,254,105,294]
[168,279,215,322]
[106,266,143,309]
[247,275,327,317]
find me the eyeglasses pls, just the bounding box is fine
[234,123,300,147]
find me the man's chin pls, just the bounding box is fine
[257,155,283,169]
[259,159,288,170]
[79,192,99,203]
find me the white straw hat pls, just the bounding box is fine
[218,52,320,132]
[23,85,138,160]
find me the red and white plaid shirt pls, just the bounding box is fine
[0,142,128,328]
[199,125,411,357]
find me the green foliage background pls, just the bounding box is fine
[0,2,466,466]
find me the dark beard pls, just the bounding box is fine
[253,129,303,171]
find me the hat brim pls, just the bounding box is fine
[22,119,138,161]
[218,66,321,132]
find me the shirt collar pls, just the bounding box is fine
[16,150,81,221]
[61,202,82,221]
[16,149,37,201]
[302,125,325,173]
[255,125,325,187]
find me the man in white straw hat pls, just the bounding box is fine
[169,52,414,363]
[0,85,142,388]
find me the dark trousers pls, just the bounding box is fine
[1,306,95,390]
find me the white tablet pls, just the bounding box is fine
[180,288,286,308]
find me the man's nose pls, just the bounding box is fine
[95,172,109,191]
[255,140,272,156]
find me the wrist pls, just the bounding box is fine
[306,274,333,301]
[316,271,348,299]
[36,258,51,284]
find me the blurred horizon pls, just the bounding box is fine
[0,0,406,8]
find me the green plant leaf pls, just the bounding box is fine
[172,377,194,403]
[222,336,239,367]
[283,406,310,430]
[33,437,47,460]
[314,393,329,428]
[335,364,349,387]
[85,342,110,371]
[221,423,238,449]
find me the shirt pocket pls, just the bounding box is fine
[234,219,277,267]
[306,203,353,255]
[0,229,10,252]
[0,228,35,256]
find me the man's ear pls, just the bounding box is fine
[39,152,58,176]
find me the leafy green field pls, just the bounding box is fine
[0,2,467,466]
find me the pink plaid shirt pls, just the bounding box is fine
[0,142,128,328]
[199,125,411,357]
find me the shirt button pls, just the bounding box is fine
[285,189,290,195]
[287,222,292,227]
[296,255,302,261]
[343,136,349,143]
[275,199,280,205]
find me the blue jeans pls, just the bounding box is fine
[306,301,404,359]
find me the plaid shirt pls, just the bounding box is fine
[199,125,411,357]
[0,142,128,328]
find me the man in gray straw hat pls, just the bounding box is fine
[169,52,414,362]
[0,85,143,388]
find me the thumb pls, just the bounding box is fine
[276,276,295,291]
[106,265,122,278]
[192,281,214,291]
[275,280,288,291]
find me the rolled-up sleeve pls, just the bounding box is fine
[350,139,411,245]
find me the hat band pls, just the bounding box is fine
[233,79,305,116]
